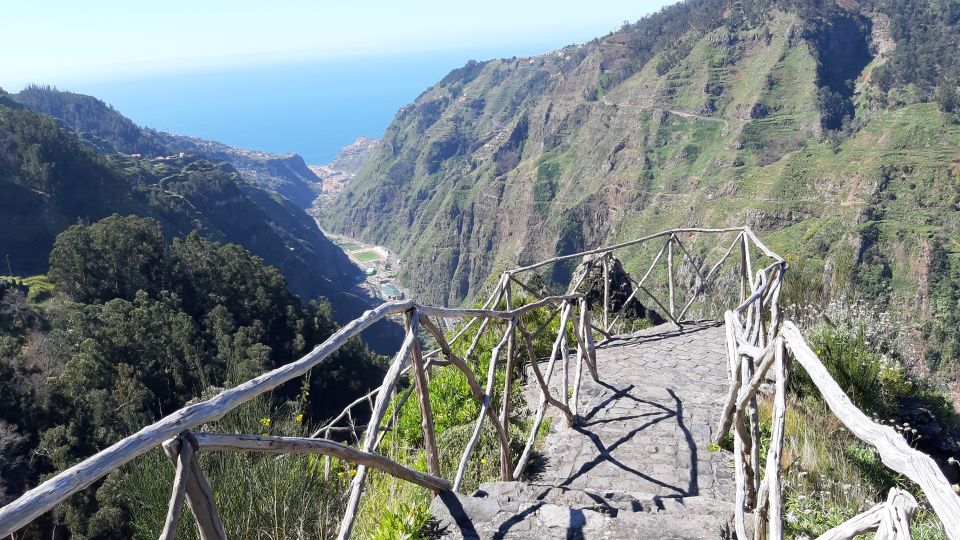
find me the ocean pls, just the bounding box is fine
[67,44,567,165]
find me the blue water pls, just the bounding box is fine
[68,44,565,164]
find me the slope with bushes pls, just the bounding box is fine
[0,216,387,537]
[14,86,322,208]
[0,92,403,351]
[323,0,960,390]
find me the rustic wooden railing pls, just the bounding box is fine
[1,226,957,539]
[713,246,960,540]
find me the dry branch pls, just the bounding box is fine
[159,436,194,540]
[192,434,451,492]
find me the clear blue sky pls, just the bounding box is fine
[2,0,676,89]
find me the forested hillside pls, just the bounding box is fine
[323,0,960,389]
[14,86,322,208]
[0,92,402,351]
[0,217,386,536]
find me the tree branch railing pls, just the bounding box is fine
[713,251,960,540]
[2,226,956,539]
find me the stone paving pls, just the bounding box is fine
[432,322,738,539]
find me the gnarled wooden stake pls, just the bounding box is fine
[159,435,194,540]
[160,434,226,540]
[337,310,419,540]
[453,317,516,490]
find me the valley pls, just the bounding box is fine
[3,0,960,537]
[320,226,410,304]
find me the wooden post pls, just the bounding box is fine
[729,314,749,540]
[518,305,575,425]
[747,356,762,502]
[323,428,331,480]
[338,310,420,540]
[766,264,785,346]
[461,276,507,366]
[571,320,584,421]
[578,298,599,382]
[453,318,515,490]
[740,353,758,509]
[740,235,749,304]
[754,479,769,540]
[159,435,194,540]
[561,327,570,410]
[765,338,787,540]
[513,307,573,478]
[161,435,227,540]
[715,313,745,445]
[410,340,441,486]
[667,235,676,318]
[499,277,516,468]
[602,254,611,332]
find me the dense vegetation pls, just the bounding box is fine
[755,297,958,539]
[15,86,322,209]
[0,216,387,537]
[0,91,403,352]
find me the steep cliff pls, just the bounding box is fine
[323,0,960,373]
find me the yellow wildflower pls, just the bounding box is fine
[259,417,271,428]
[296,413,304,424]
[480,458,488,465]
[338,471,345,478]
[349,469,357,477]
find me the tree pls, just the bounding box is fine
[935,80,959,114]
[49,215,168,303]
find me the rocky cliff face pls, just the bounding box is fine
[323,0,960,318]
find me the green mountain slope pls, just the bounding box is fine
[323,0,960,378]
[14,86,321,208]
[0,92,403,351]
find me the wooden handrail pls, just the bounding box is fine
[781,322,960,538]
[0,299,412,537]
[191,433,452,493]
[718,253,960,540]
[0,225,792,539]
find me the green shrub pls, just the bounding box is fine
[370,502,432,540]
[20,275,55,303]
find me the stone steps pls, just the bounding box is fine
[429,323,739,539]
[430,482,738,539]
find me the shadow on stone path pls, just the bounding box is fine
[432,321,738,539]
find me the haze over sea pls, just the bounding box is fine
[46,43,571,165]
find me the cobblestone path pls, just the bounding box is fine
[432,322,739,539]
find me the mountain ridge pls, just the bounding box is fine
[13,86,323,208]
[0,88,403,352]
[322,0,960,384]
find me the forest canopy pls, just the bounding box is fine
[0,215,386,537]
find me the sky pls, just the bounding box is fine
[2,0,677,162]
[3,0,676,88]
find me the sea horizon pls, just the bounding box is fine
[12,42,582,164]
